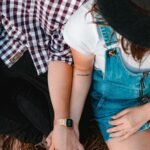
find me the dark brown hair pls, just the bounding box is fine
[90,4,150,62]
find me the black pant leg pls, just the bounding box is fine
[6,51,54,122]
[0,52,53,143]
[0,107,43,144]
[0,81,43,144]
[12,81,53,136]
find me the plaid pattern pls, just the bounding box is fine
[0,0,85,75]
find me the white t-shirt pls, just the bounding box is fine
[63,0,150,73]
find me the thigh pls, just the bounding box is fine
[106,129,150,150]
[0,102,43,144]
[0,52,53,126]
[0,77,43,144]
[14,81,53,135]
[0,52,53,134]
[0,60,51,143]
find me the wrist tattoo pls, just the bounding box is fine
[76,73,90,76]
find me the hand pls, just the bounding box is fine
[45,131,53,149]
[73,122,80,139]
[46,125,84,150]
[107,105,149,141]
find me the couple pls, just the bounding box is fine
[1,0,150,150]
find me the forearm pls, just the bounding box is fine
[70,67,92,126]
[48,61,73,122]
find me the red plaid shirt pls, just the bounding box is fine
[0,0,85,75]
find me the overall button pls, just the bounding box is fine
[107,49,116,56]
[10,52,23,64]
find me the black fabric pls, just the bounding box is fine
[98,0,150,48]
[0,51,92,144]
[79,95,93,143]
[0,51,53,144]
[14,83,52,135]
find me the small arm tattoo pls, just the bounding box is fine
[76,73,90,76]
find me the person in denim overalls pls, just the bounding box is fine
[91,24,150,141]
[63,0,150,149]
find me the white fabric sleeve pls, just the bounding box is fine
[63,2,97,56]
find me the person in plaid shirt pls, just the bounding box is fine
[0,0,88,149]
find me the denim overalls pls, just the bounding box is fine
[90,24,150,141]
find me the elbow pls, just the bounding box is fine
[74,64,93,74]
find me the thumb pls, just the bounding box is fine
[78,144,84,150]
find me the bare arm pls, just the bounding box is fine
[70,48,95,128]
[48,61,73,122]
[47,61,84,150]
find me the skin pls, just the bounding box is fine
[69,48,150,150]
[107,103,150,150]
[46,61,84,150]
[69,48,95,126]
[107,130,150,150]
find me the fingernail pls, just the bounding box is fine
[109,121,112,124]
[109,134,113,137]
[112,116,116,119]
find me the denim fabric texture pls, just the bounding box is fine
[90,25,150,141]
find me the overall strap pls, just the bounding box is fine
[96,21,118,48]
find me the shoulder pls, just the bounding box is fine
[63,0,99,55]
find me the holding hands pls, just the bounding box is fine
[46,122,84,150]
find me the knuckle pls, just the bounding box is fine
[113,128,117,132]
[118,126,122,130]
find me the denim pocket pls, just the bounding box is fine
[90,91,105,110]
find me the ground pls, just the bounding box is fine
[0,121,108,150]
